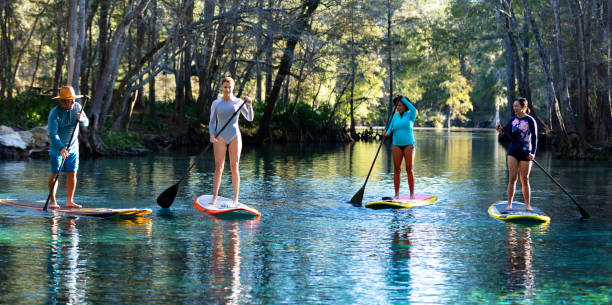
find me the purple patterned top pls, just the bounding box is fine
[505,115,538,155]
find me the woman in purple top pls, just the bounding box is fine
[496,98,538,211]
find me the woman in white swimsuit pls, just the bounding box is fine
[209,76,254,205]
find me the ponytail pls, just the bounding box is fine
[516,97,530,115]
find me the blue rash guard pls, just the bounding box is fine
[385,97,418,148]
[505,115,537,161]
[48,102,89,156]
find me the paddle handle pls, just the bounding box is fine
[498,126,589,219]
[43,97,89,211]
[177,100,248,183]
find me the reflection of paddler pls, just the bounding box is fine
[503,224,536,293]
[210,219,242,303]
[388,214,413,284]
[48,215,82,303]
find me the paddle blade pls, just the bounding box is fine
[349,187,365,205]
[157,183,179,208]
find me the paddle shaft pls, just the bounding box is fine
[359,102,400,187]
[43,97,89,211]
[499,126,589,218]
[175,100,248,184]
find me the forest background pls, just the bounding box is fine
[0,0,609,158]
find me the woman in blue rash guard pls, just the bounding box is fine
[209,76,254,206]
[383,94,418,200]
[496,98,538,212]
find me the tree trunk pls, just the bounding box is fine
[568,0,593,138]
[10,0,48,92]
[53,1,65,97]
[594,0,612,141]
[175,52,186,128]
[87,0,151,154]
[135,15,145,110]
[256,0,264,103]
[148,0,157,118]
[523,0,570,151]
[0,1,14,98]
[29,30,47,89]
[67,0,77,86]
[349,2,357,140]
[196,0,228,122]
[497,0,517,114]
[386,0,394,114]
[257,0,320,142]
[553,0,585,156]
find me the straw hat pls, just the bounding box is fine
[52,85,83,100]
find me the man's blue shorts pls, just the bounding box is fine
[50,152,79,173]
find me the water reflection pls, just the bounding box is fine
[209,217,260,304]
[47,215,83,304]
[503,223,548,295]
[388,213,413,286]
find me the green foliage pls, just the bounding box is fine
[442,74,473,122]
[101,130,145,150]
[0,94,54,129]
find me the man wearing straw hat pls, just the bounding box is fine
[48,85,89,209]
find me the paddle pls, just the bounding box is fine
[43,96,90,211]
[349,99,401,205]
[498,126,590,219]
[156,100,248,208]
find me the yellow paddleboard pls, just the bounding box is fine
[365,195,437,210]
[488,201,550,223]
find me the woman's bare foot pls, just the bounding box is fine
[410,194,415,200]
[394,195,400,200]
[65,202,82,209]
[48,202,60,209]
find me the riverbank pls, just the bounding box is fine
[2,121,611,161]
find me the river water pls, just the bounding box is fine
[0,129,610,304]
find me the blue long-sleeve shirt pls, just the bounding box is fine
[385,97,417,147]
[48,103,89,156]
[505,115,537,155]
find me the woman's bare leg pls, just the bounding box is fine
[403,145,415,198]
[519,160,534,211]
[212,138,228,205]
[506,156,520,210]
[392,146,404,199]
[228,135,243,204]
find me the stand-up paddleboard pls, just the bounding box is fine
[0,199,152,218]
[365,195,437,210]
[488,201,550,223]
[193,195,260,219]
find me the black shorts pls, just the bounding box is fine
[507,148,530,162]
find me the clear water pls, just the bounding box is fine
[1,130,610,304]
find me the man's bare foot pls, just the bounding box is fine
[65,202,82,209]
[394,195,400,200]
[526,207,535,212]
[505,205,513,211]
[410,195,415,200]
[48,202,60,209]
